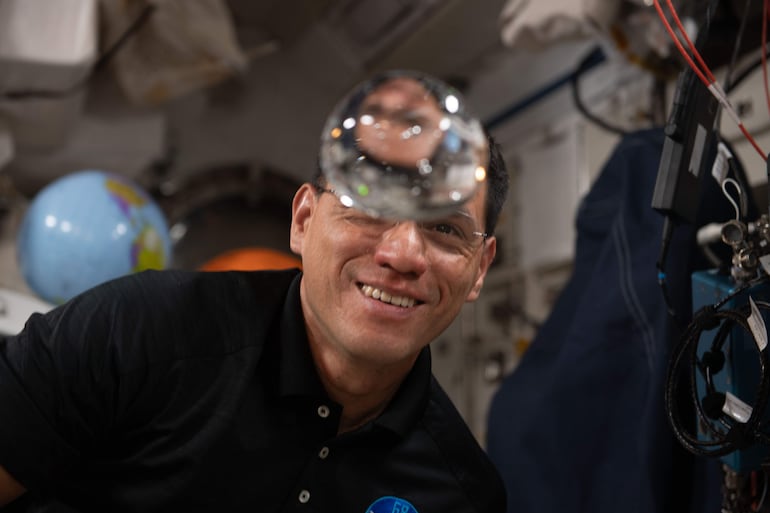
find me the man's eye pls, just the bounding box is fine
[428,223,461,237]
[343,210,388,228]
[398,112,426,127]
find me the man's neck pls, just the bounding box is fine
[308,339,417,434]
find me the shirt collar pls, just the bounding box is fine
[276,272,432,436]
[372,346,431,437]
[277,272,326,398]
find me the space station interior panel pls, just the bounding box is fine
[5,2,770,512]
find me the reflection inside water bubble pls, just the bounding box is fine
[319,70,488,220]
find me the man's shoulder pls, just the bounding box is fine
[108,267,300,299]
[70,268,300,314]
[421,377,506,511]
[422,377,498,465]
[40,268,302,362]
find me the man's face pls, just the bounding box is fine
[354,77,444,169]
[290,182,496,370]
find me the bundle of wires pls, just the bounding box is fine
[652,0,770,325]
[665,273,770,458]
[652,0,769,163]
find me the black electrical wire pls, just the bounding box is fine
[569,47,631,137]
[656,216,682,323]
[690,309,760,444]
[723,0,756,93]
[765,150,770,218]
[665,275,770,458]
[667,308,749,456]
[668,279,762,446]
[726,46,770,97]
[669,311,755,456]
[1,4,156,100]
[713,0,756,142]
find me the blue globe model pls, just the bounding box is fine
[17,170,173,304]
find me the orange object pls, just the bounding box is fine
[200,248,301,272]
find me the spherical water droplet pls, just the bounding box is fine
[319,70,488,220]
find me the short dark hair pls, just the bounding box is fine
[484,133,509,236]
[312,133,509,235]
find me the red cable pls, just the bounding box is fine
[665,0,717,83]
[652,0,711,87]
[762,0,770,118]
[653,0,768,161]
[739,121,768,160]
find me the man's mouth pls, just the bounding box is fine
[360,284,417,308]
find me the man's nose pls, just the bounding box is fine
[373,221,429,276]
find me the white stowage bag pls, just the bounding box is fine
[499,0,621,50]
[0,0,98,150]
[99,0,249,106]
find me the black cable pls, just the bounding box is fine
[668,278,761,442]
[665,275,770,458]
[669,308,734,455]
[723,0,755,93]
[713,0,756,137]
[569,47,630,137]
[726,42,770,95]
[1,4,156,100]
[692,309,761,444]
[765,150,770,218]
[657,216,675,314]
[656,215,691,331]
[668,308,755,456]
[94,4,156,74]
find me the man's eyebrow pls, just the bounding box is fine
[450,209,474,220]
[436,209,481,228]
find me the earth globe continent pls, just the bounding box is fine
[17,170,173,305]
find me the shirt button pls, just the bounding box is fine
[319,446,330,459]
[317,405,330,418]
[299,489,310,504]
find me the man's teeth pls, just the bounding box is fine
[361,284,416,308]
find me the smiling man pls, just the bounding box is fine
[0,134,508,512]
[294,176,497,435]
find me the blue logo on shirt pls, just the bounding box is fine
[366,496,419,513]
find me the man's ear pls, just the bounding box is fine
[290,183,318,256]
[466,236,497,302]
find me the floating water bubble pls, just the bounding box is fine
[319,70,488,220]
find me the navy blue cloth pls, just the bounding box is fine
[486,128,736,513]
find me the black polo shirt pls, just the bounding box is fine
[0,269,505,513]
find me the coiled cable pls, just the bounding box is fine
[665,274,770,458]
